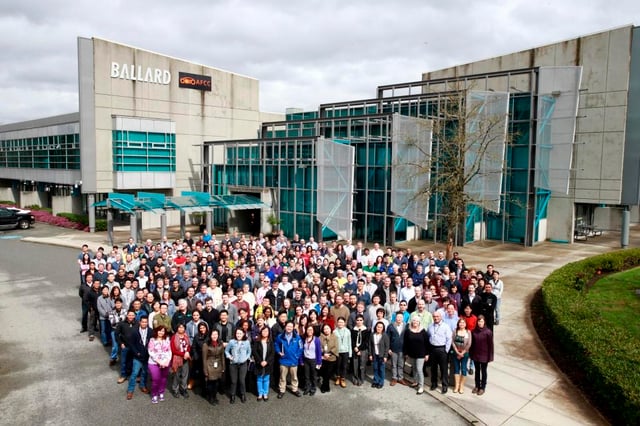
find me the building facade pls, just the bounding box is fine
[205,25,640,246]
[0,37,281,230]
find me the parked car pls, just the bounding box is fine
[0,207,35,230]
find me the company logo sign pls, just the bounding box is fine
[178,72,212,91]
[110,62,171,85]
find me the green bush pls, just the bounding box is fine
[0,200,17,205]
[57,212,89,225]
[541,248,640,425]
[95,219,107,232]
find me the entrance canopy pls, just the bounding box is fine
[94,191,267,213]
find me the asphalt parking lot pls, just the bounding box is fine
[0,232,466,426]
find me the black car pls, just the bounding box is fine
[0,207,36,230]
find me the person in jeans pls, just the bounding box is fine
[108,298,126,366]
[170,323,191,399]
[225,328,252,403]
[126,316,151,400]
[332,317,351,388]
[403,317,429,394]
[301,325,322,395]
[387,311,406,386]
[147,325,171,403]
[274,321,303,398]
[369,321,390,388]
[252,326,275,401]
[451,318,472,394]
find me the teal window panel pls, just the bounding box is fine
[280,212,294,236]
[509,145,529,169]
[367,191,386,214]
[295,214,312,239]
[510,95,532,121]
[251,167,264,186]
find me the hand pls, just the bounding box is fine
[279,352,284,357]
[261,361,267,367]
[424,355,429,361]
[383,358,387,363]
[316,365,321,370]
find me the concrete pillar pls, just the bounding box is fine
[206,211,213,233]
[621,207,630,248]
[180,211,186,239]
[130,213,137,242]
[136,212,143,243]
[107,208,114,247]
[160,213,167,240]
[88,194,96,233]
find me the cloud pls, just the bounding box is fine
[0,0,639,123]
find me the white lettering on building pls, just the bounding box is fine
[110,62,171,85]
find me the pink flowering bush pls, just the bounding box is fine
[0,204,89,231]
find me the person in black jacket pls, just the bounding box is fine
[126,316,151,399]
[252,326,275,401]
[83,278,101,342]
[116,311,138,384]
[479,283,498,331]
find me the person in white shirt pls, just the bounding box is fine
[399,277,416,303]
[490,271,504,325]
[343,240,355,259]
[369,243,384,262]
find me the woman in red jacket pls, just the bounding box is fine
[170,323,191,399]
[470,315,494,396]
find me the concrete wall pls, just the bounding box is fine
[80,37,275,196]
[546,197,574,242]
[51,195,73,215]
[422,26,633,206]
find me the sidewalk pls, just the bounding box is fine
[24,224,630,425]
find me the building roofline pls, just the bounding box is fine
[0,112,80,133]
[81,36,259,82]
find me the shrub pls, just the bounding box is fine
[95,219,107,232]
[541,249,640,425]
[0,200,16,205]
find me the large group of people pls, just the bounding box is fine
[78,230,501,404]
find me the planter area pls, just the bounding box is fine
[538,248,640,425]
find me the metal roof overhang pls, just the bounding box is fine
[93,192,268,214]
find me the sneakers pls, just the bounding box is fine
[151,396,158,404]
[117,377,127,384]
[159,393,165,402]
[416,387,424,395]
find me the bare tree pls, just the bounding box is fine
[392,85,509,256]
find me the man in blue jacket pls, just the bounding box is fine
[275,321,302,398]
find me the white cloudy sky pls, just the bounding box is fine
[0,0,639,123]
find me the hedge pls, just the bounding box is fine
[541,249,640,425]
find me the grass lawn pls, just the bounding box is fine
[587,266,640,340]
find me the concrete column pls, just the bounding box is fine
[206,211,213,233]
[180,211,186,239]
[88,194,96,233]
[136,212,143,243]
[130,213,137,242]
[160,213,167,240]
[107,208,114,247]
[621,207,630,248]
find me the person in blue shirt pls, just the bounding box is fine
[274,321,303,398]
[224,328,252,403]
